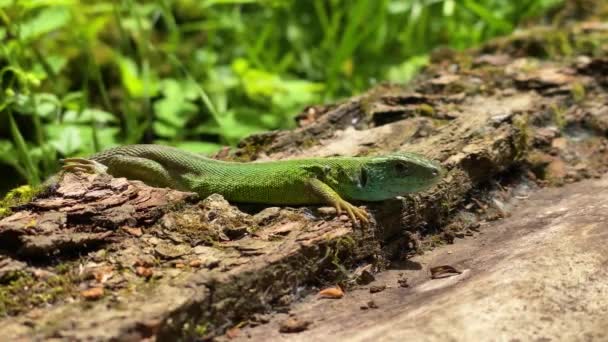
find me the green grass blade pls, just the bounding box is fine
[8,111,40,186]
[462,0,513,33]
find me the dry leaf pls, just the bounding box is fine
[81,287,104,300]
[136,266,153,278]
[318,286,344,299]
[189,260,203,268]
[123,226,143,237]
[93,266,114,283]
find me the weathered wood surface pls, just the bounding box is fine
[234,176,608,341]
[1,21,608,340]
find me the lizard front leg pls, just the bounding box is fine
[308,178,369,225]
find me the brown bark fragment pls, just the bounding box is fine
[279,317,311,333]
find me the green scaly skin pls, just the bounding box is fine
[62,144,444,224]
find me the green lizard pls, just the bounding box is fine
[61,144,444,224]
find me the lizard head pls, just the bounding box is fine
[339,152,444,202]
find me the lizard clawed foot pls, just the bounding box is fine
[334,198,369,226]
[61,158,108,174]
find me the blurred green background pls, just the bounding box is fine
[0,0,563,194]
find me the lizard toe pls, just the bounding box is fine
[337,200,370,226]
[345,206,358,225]
[61,158,96,165]
[62,165,90,173]
[62,159,109,174]
[354,207,369,224]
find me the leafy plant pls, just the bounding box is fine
[0,0,563,193]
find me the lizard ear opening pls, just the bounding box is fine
[358,168,368,188]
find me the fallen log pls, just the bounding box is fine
[2,20,608,341]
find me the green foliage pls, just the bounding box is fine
[0,0,562,192]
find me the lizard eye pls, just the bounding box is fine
[394,162,410,175]
[359,168,368,188]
